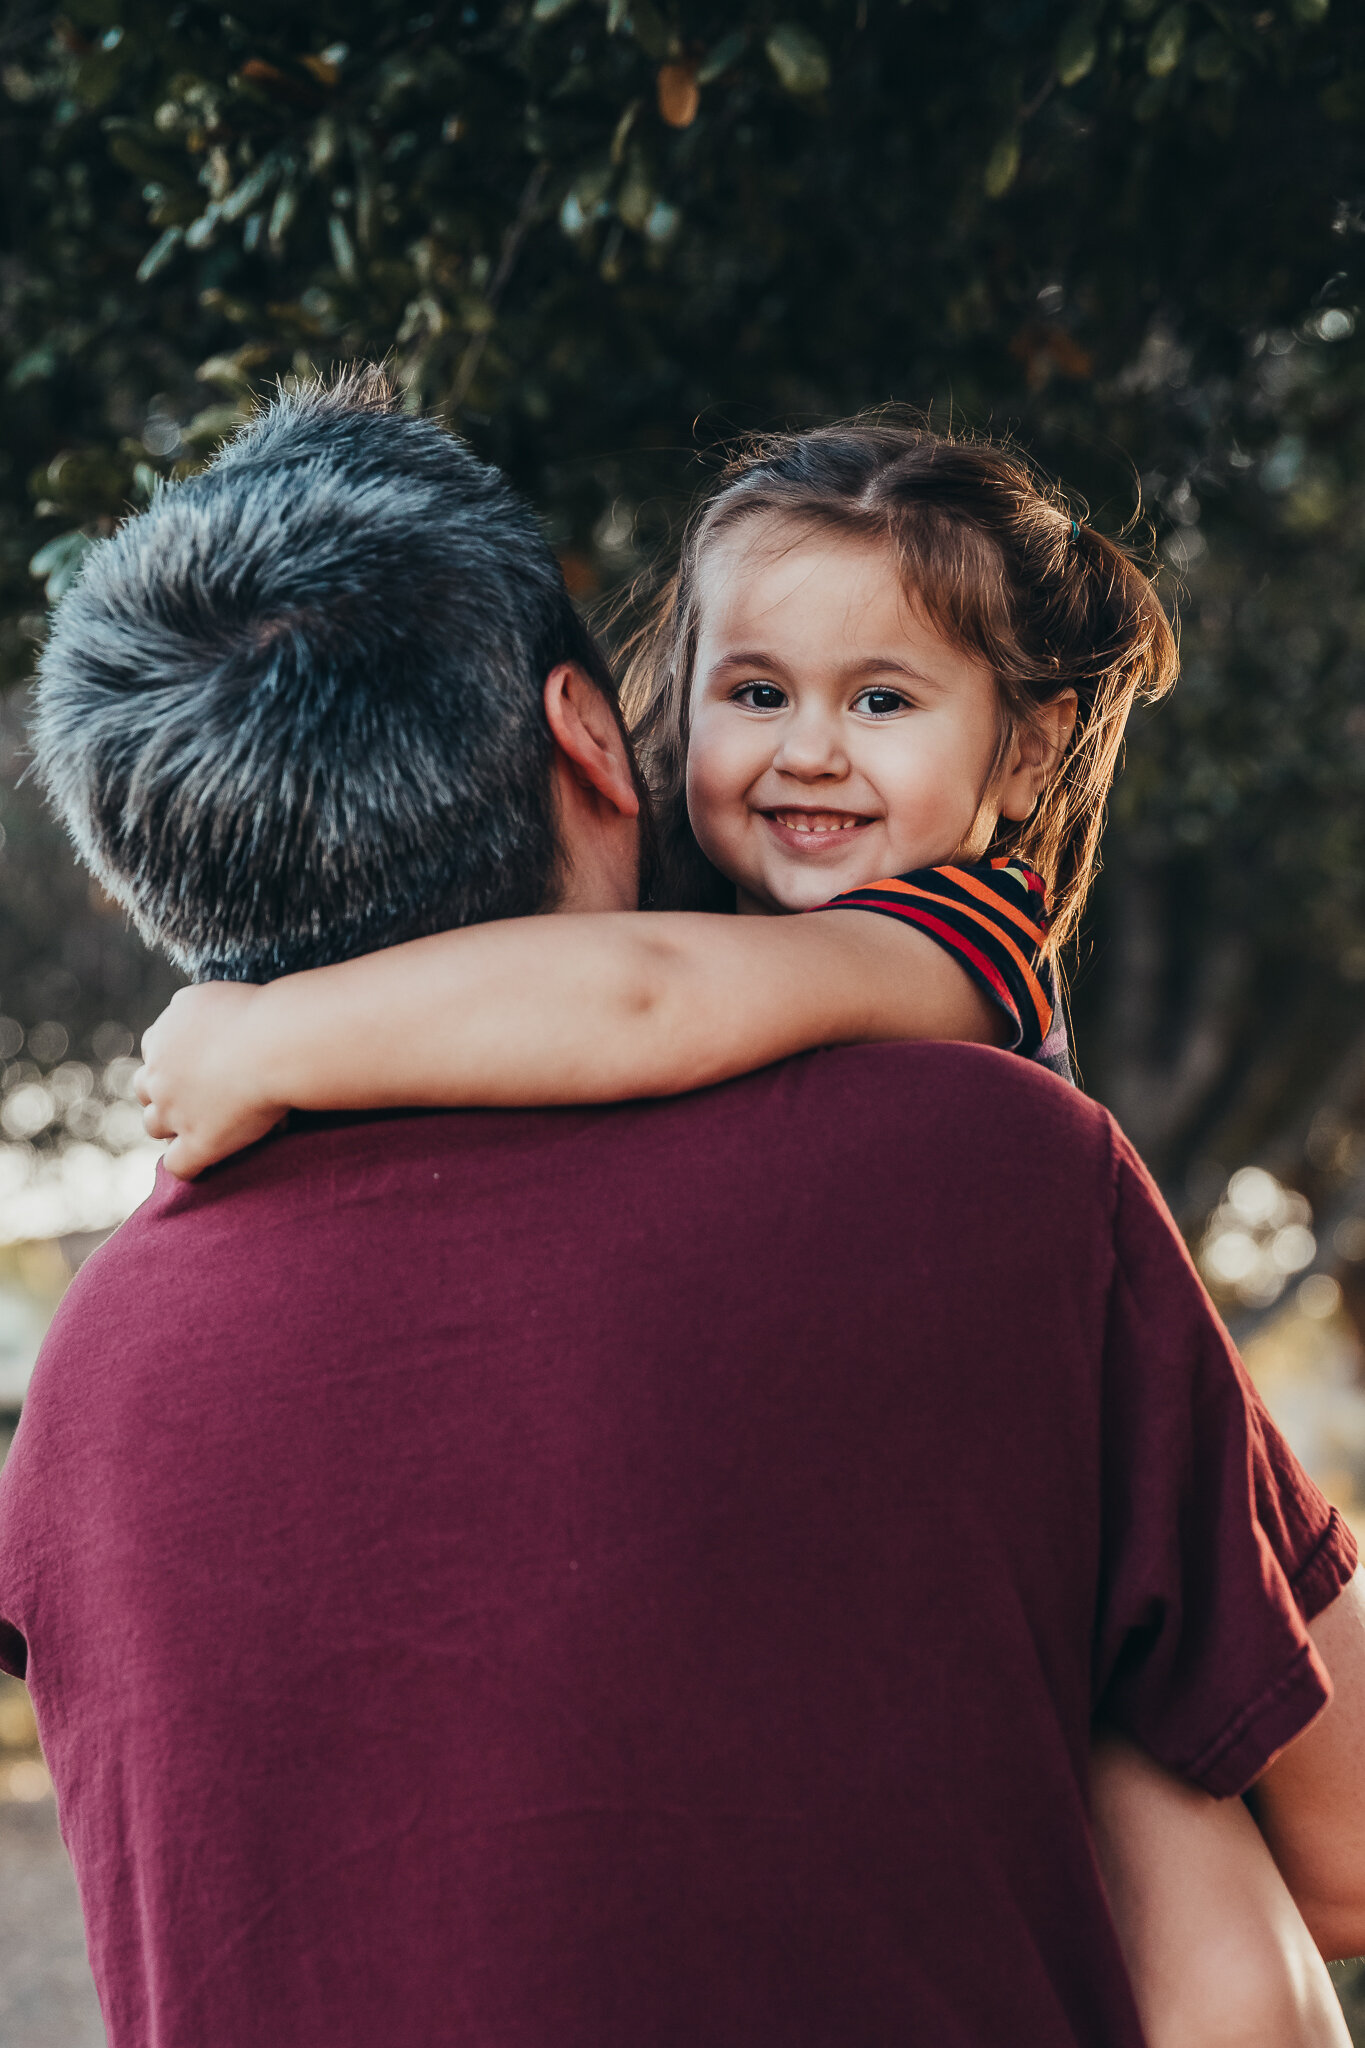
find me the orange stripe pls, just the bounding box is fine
[935,866,1049,946]
[849,878,1052,1036]
[855,872,1046,949]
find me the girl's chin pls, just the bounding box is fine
[751,870,875,915]
[751,847,961,914]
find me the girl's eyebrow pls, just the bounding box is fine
[706,648,795,677]
[707,650,945,689]
[840,654,943,689]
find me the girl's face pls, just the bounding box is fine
[687,522,1033,915]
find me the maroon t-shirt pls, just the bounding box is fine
[0,1046,1353,2048]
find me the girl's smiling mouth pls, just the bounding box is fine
[761,807,876,853]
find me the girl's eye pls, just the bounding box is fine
[854,687,910,718]
[733,682,787,711]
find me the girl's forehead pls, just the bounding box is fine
[697,518,904,618]
[693,517,945,653]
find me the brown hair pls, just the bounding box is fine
[619,415,1179,952]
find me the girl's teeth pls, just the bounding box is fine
[779,812,861,833]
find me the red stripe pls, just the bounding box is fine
[835,880,1051,1036]
[989,857,1049,901]
[930,868,1049,949]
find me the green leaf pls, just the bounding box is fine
[698,30,747,86]
[184,205,221,252]
[350,130,378,251]
[765,24,830,97]
[136,225,183,283]
[1289,0,1329,21]
[558,191,590,237]
[1146,7,1187,78]
[268,182,298,250]
[644,198,680,242]
[610,99,641,166]
[219,156,281,224]
[617,157,654,231]
[29,532,88,577]
[64,0,121,26]
[104,125,179,184]
[74,45,129,110]
[5,346,57,390]
[575,164,614,212]
[30,531,94,603]
[196,345,271,391]
[531,0,580,18]
[1191,33,1233,82]
[1132,74,1168,118]
[182,405,248,450]
[984,131,1020,198]
[310,116,342,176]
[613,1,669,59]
[328,214,359,282]
[1056,15,1098,88]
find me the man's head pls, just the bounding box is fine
[32,367,643,981]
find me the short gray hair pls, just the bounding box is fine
[32,367,622,981]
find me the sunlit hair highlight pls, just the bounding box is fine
[620,415,1179,953]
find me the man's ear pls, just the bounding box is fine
[543,665,640,820]
[996,690,1080,822]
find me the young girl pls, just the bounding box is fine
[136,420,1348,2045]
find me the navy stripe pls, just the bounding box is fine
[817,860,1074,1081]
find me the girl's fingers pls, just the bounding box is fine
[142,1102,176,1142]
[162,1136,202,1181]
[134,1065,153,1106]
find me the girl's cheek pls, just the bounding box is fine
[685,769,734,873]
[686,740,761,889]
[685,723,743,835]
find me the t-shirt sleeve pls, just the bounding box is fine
[1095,1136,1357,1797]
[0,1408,37,1680]
[815,860,1058,1061]
[0,1622,24,1680]
[0,1482,29,1678]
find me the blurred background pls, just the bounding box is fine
[1,0,1364,2038]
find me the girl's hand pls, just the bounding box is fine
[136,984,287,1181]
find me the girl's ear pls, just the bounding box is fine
[996,690,1079,822]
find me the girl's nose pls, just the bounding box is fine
[771,709,849,781]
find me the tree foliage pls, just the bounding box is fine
[2,0,1365,1214]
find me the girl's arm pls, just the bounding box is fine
[1090,1733,1349,2048]
[139,908,1004,1179]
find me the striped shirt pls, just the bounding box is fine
[817,858,1074,1083]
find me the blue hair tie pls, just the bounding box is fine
[1070,518,1080,539]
